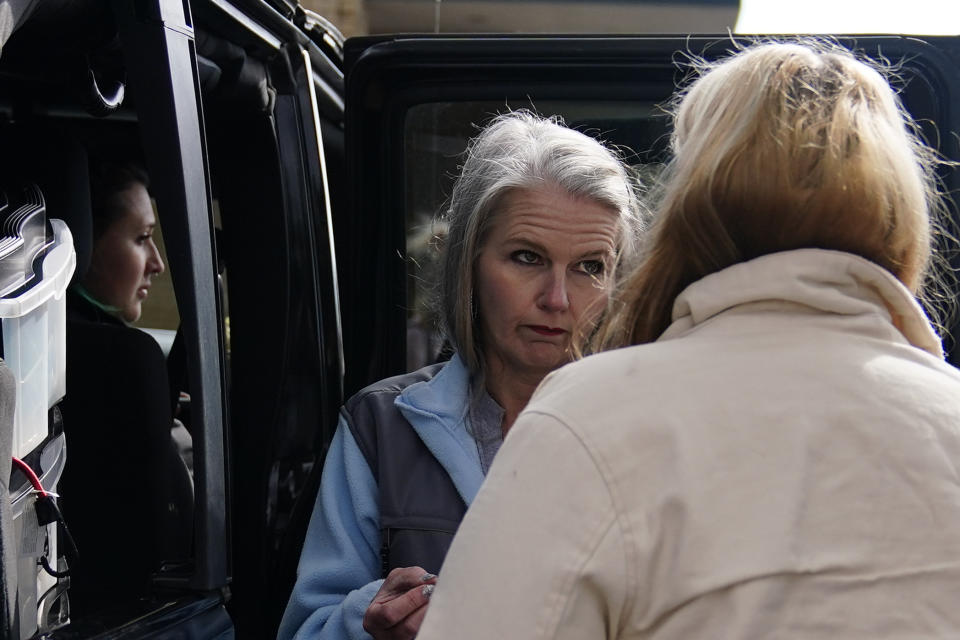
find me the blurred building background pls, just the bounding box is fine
[300,0,960,39]
[302,0,368,36]
[300,0,739,38]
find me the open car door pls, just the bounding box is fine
[338,33,960,399]
[0,0,345,637]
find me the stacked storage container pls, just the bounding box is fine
[0,183,75,638]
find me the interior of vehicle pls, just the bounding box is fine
[0,2,346,636]
[0,1,233,636]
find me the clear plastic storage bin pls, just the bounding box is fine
[0,195,75,457]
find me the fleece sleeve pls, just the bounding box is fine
[277,419,384,640]
[415,411,628,640]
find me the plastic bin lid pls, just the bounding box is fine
[0,184,53,299]
[0,219,74,319]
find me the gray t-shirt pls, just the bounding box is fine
[468,391,504,475]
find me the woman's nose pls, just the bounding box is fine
[148,241,165,276]
[537,270,570,312]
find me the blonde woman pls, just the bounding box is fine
[417,41,960,639]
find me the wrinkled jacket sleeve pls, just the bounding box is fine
[277,418,384,640]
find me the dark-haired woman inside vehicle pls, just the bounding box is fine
[59,159,193,615]
[279,110,643,640]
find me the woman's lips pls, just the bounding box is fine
[529,325,566,336]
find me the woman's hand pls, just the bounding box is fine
[363,566,438,640]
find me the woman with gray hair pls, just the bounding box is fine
[278,110,641,640]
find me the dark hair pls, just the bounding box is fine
[88,160,150,238]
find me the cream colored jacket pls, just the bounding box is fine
[418,249,960,639]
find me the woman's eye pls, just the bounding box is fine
[136,233,152,244]
[578,260,605,276]
[511,250,541,265]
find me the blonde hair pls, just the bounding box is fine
[592,40,949,349]
[441,110,642,377]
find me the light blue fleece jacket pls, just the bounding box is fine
[277,355,486,640]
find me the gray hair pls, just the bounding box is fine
[439,110,643,377]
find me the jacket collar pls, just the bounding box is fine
[663,249,943,358]
[67,288,126,326]
[398,353,472,424]
[394,354,487,505]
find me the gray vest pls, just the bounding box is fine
[343,363,466,577]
